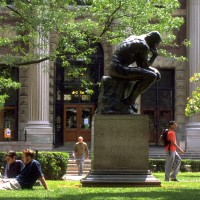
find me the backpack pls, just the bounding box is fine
[160,129,171,147]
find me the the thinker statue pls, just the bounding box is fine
[97,31,162,114]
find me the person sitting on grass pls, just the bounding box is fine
[3,151,25,178]
[0,149,48,190]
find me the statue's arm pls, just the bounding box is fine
[148,48,158,66]
[134,43,150,68]
[134,41,158,68]
[149,66,161,80]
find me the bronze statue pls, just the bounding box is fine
[97,31,162,114]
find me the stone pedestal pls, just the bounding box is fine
[81,114,161,187]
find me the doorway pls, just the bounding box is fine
[63,104,95,143]
[54,43,104,146]
[141,69,175,145]
[142,109,173,145]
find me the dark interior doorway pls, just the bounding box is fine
[141,69,175,146]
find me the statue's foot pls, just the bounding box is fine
[122,98,138,113]
[130,104,138,113]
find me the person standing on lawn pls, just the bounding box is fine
[73,136,89,176]
[165,121,184,181]
[0,149,48,190]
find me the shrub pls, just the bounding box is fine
[0,152,5,175]
[180,159,191,172]
[149,159,165,172]
[190,160,200,172]
[0,151,69,180]
[149,159,198,172]
[37,152,69,180]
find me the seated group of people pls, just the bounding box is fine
[0,149,48,190]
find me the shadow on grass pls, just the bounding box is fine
[0,188,200,200]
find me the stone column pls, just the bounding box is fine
[25,32,53,150]
[185,0,200,152]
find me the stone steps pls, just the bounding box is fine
[66,159,91,176]
[65,147,200,176]
[65,152,200,176]
[148,147,200,159]
[55,145,200,160]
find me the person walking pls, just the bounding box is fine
[73,136,89,176]
[165,121,184,181]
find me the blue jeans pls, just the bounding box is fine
[76,156,85,176]
[165,151,181,180]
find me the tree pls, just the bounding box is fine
[0,0,186,107]
[0,68,20,108]
[185,73,200,117]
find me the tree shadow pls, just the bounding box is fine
[0,188,199,200]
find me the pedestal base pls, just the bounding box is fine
[81,170,161,187]
[81,114,161,187]
[186,123,200,152]
[25,121,53,150]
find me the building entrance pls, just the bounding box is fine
[54,43,104,146]
[63,104,95,143]
[141,69,175,146]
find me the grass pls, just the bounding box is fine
[1,172,200,200]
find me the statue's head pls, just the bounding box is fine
[145,31,162,49]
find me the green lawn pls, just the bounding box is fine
[0,172,200,200]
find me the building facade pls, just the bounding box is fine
[1,0,200,153]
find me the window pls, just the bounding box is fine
[141,69,175,145]
[54,43,104,145]
[0,67,19,141]
[56,43,104,104]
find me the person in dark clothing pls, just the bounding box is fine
[3,151,24,178]
[0,149,48,190]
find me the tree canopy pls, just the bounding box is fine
[0,0,186,107]
[185,73,200,117]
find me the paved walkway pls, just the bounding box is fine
[62,174,86,181]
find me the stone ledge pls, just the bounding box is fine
[0,141,32,151]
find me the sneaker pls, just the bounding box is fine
[164,179,169,181]
[171,178,179,182]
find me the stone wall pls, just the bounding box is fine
[0,141,32,152]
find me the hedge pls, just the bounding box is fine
[149,159,200,172]
[0,151,69,180]
[1,152,200,179]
